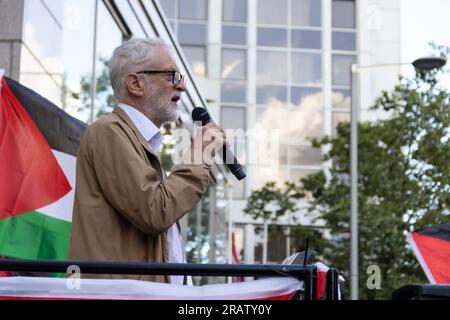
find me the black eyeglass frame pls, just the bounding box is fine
[136,70,185,85]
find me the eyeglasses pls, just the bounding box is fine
[136,70,185,86]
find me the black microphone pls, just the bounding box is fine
[192,107,246,181]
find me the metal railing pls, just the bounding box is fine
[0,259,342,300]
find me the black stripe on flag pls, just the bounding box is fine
[414,223,450,242]
[5,77,87,157]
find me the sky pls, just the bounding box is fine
[400,0,450,88]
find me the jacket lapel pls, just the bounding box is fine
[112,107,159,159]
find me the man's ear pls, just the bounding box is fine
[125,73,145,97]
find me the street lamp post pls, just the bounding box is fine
[349,56,446,300]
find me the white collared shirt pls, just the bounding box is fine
[118,103,187,285]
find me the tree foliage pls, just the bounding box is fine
[72,57,116,119]
[244,44,450,299]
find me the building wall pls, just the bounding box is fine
[0,0,24,80]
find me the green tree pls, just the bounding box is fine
[244,44,450,299]
[72,57,116,119]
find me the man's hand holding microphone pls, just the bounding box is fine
[183,122,227,166]
[182,107,246,181]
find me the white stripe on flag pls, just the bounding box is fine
[407,232,436,284]
[35,150,76,223]
[0,277,301,300]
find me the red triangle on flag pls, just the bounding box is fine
[411,232,450,284]
[0,79,71,219]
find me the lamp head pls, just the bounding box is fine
[412,56,447,70]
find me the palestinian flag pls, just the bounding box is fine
[0,76,86,262]
[408,223,450,284]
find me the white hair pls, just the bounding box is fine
[109,38,171,101]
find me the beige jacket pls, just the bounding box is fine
[68,107,210,282]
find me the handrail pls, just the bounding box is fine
[0,259,322,300]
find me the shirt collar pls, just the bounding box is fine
[118,103,163,152]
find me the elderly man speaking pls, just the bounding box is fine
[68,38,225,285]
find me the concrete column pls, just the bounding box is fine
[0,0,25,80]
[243,223,255,264]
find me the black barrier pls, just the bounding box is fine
[325,268,340,300]
[392,284,450,300]
[0,259,343,300]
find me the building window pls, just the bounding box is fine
[291,30,321,49]
[332,31,356,50]
[287,108,324,142]
[159,0,176,19]
[290,87,322,107]
[332,54,356,85]
[178,22,207,76]
[332,0,356,29]
[223,0,247,23]
[257,0,288,25]
[290,168,320,183]
[332,111,350,136]
[179,0,207,20]
[222,49,246,80]
[290,145,322,166]
[291,0,321,27]
[256,50,288,83]
[221,106,246,130]
[280,144,289,165]
[231,179,246,199]
[221,82,247,103]
[291,52,322,85]
[256,85,288,104]
[181,45,206,76]
[178,23,207,45]
[222,25,247,45]
[254,167,289,190]
[332,89,351,109]
[257,28,288,47]
[159,0,208,77]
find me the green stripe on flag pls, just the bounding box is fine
[0,211,71,261]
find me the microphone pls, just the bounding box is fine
[192,107,246,181]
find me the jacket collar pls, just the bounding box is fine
[117,103,163,152]
[112,107,158,157]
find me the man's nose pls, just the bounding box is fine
[176,79,187,92]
